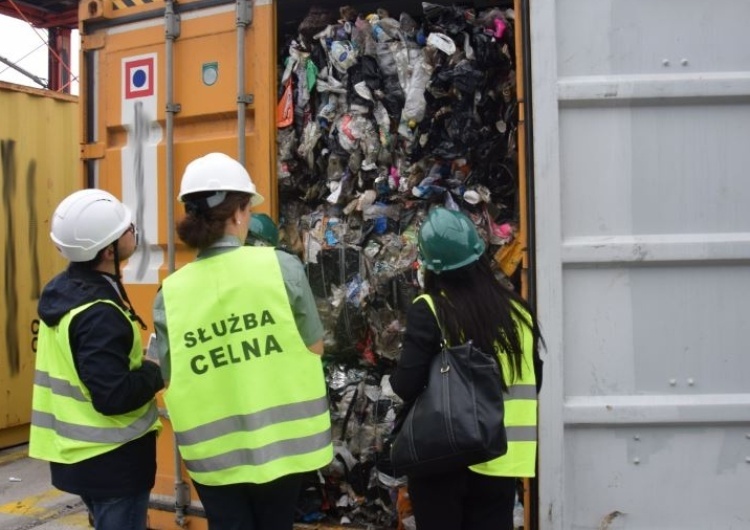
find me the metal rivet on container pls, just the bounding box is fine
[633,457,640,465]
[746,434,750,439]
[662,59,670,66]
[669,379,677,386]
[681,58,689,66]
[746,457,750,463]
[687,378,695,386]
[634,435,640,441]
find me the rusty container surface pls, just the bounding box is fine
[0,82,81,450]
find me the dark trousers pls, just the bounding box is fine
[80,490,150,530]
[193,474,304,530]
[407,469,516,530]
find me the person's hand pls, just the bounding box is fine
[307,339,324,356]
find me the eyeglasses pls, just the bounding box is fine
[123,223,139,245]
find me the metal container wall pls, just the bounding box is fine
[0,82,80,450]
[532,0,750,528]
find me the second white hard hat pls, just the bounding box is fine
[178,152,264,206]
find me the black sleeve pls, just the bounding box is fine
[390,298,442,403]
[70,303,165,416]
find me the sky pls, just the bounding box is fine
[0,14,80,95]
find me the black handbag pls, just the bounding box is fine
[390,337,508,477]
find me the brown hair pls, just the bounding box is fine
[177,192,250,249]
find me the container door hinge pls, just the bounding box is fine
[238,94,254,106]
[81,33,105,51]
[81,143,105,160]
[166,103,182,114]
[174,480,191,520]
[236,0,253,28]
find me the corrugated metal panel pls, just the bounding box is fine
[534,0,750,528]
[0,82,80,449]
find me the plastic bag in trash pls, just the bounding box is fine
[471,27,513,73]
[422,2,473,35]
[298,7,337,47]
[307,247,361,299]
[277,78,294,128]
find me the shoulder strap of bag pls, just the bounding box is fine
[414,294,448,348]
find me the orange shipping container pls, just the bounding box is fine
[79,2,279,527]
[77,1,530,528]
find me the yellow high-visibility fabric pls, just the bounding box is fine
[416,294,538,477]
[162,247,332,485]
[29,300,161,464]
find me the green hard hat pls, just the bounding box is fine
[246,213,279,247]
[418,207,485,273]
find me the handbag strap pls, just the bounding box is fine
[415,293,450,348]
[415,294,457,374]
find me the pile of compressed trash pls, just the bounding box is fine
[279,3,523,527]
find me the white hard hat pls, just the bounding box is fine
[50,189,132,262]
[178,152,264,207]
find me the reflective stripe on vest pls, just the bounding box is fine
[175,396,329,446]
[35,370,88,401]
[29,300,161,464]
[31,407,159,444]
[162,247,333,486]
[184,430,332,473]
[416,294,538,477]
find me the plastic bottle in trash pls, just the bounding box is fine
[399,13,417,38]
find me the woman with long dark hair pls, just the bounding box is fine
[390,206,544,530]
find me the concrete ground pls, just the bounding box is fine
[0,444,89,530]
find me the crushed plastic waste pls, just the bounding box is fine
[279,3,523,527]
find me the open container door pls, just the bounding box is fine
[78,1,276,527]
[532,0,750,528]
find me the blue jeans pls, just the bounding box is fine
[80,490,150,530]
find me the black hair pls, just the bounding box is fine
[177,192,251,249]
[423,254,544,390]
[79,247,107,269]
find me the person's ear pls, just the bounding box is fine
[102,243,116,260]
[235,205,247,225]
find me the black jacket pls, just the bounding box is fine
[37,263,164,497]
[390,298,441,403]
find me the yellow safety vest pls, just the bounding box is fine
[162,247,333,486]
[417,294,538,477]
[29,300,161,464]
